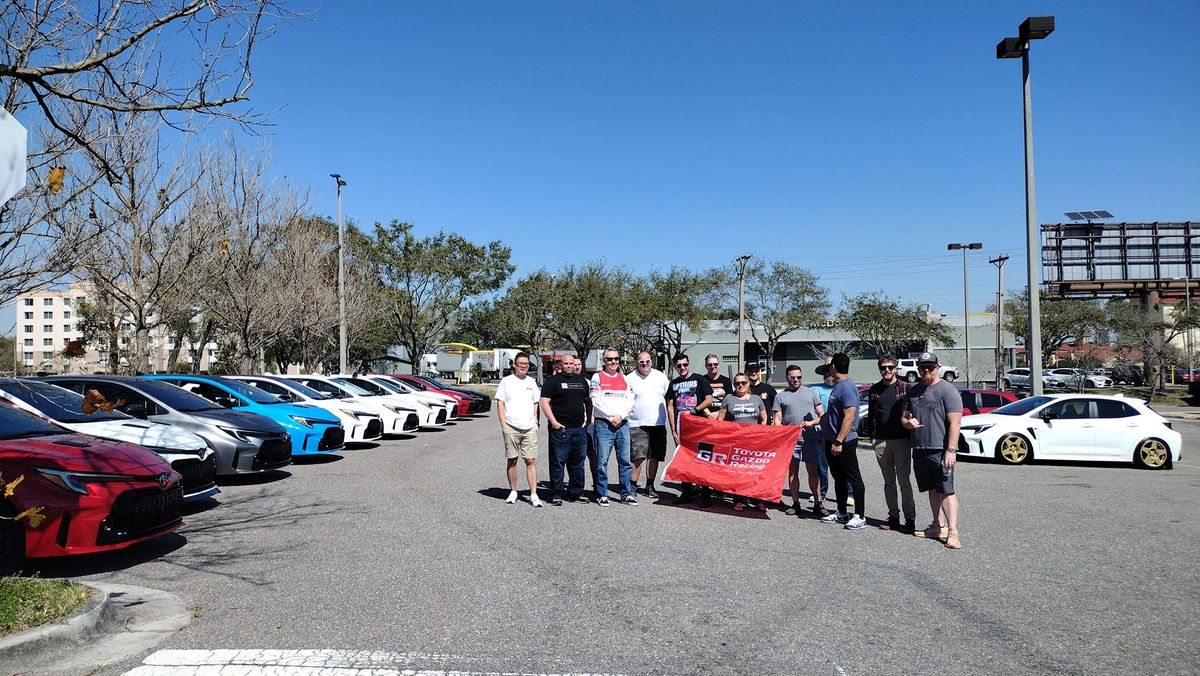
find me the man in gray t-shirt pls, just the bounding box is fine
[772,365,825,515]
[902,352,964,550]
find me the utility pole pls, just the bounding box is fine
[990,255,1009,389]
[330,173,348,375]
[948,243,983,387]
[733,255,752,375]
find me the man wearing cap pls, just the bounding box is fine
[811,359,853,507]
[818,353,868,530]
[867,354,915,533]
[902,351,964,549]
[746,362,777,422]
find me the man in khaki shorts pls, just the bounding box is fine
[496,351,543,507]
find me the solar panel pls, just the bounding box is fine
[1079,211,1100,219]
[1095,210,1113,218]
[1065,212,1085,220]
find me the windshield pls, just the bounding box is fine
[370,378,409,394]
[205,377,283,405]
[129,379,222,412]
[333,378,384,396]
[401,377,430,391]
[0,380,127,424]
[991,396,1052,416]
[310,378,371,397]
[273,378,336,401]
[0,403,69,439]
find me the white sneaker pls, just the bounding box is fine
[820,511,847,524]
[844,514,868,530]
[505,490,518,504]
[530,496,544,508]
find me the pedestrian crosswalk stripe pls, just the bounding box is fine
[126,649,622,675]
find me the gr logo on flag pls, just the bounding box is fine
[664,415,801,503]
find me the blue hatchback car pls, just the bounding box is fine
[140,375,345,456]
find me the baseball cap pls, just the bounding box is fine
[814,357,832,376]
[745,361,761,371]
[916,351,939,365]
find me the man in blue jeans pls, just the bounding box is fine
[590,347,636,505]
[540,354,593,506]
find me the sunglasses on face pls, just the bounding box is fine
[675,363,688,369]
[515,362,529,368]
[734,381,749,386]
[786,375,802,381]
[879,365,896,371]
[637,360,652,365]
[604,357,620,362]
[706,363,719,368]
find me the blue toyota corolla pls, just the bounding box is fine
[139,374,345,456]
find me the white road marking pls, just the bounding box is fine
[126,649,622,675]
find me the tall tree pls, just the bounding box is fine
[836,292,957,357]
[371,221,514,373]
[715,259,830,376]
[995,290,1105,365]
[638,268,714,359]
[1106,297,1197,392]
[544,263,637,367]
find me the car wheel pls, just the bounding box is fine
[996,433,1032,465]
[905,372,919,383]
[1134,439,1170,469]
[0,501,26,576]
[943,371,957,382]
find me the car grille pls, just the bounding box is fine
[318,426,345,450]
[364,419,382,438]
[96,484,183,545]
[436,409,447,424]
[253,438,292,469]
[404,413,419,431]
[172,455,217,494]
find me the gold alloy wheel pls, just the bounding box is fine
[1137,439,1169,469]
[997,434,1030,464]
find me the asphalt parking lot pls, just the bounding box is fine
[30,412,1200,675]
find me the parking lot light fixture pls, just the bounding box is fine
[330,173,348,375]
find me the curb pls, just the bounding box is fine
[0,581,190,674]
[1160,411,1200,421]
[0,583,115,663]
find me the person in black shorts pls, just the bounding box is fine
[902,352,964,549]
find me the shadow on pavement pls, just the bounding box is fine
[23,533,189,577]
[344,442,381,450]
[216,469,292,486]
[291,454,344,466]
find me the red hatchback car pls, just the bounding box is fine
[389,374,473,417]
[0,406,184,573]
[959,388,1019,415]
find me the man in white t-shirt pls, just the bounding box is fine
[495,351,542,507]
[590,347,636,505]
[627,350,670,499]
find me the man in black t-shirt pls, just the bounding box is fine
[539,353,593,506]
[746,362,776,421]
[867,354,915,533]
[701,354,732,418]
[665,353,714,505]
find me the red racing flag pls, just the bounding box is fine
[664,415,801,503]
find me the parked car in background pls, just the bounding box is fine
[289,375,423,434]
[1001,368,1067,390]
[45,375,292,475]
[391,374,481,416]
[1047,368,1114,389]
[959,388,1020,415]
[895,358,958,383]
[1109,364,1146,387]
[141,375,344,457]
[958,394,1180,468]
[334,375,453,426]
[0,378,217,502]
[227,375,384,443]
[400,374,492,413]
[0,405,183,573]
[351,374,460,421]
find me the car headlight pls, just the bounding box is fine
[289,415,329,428]
[961,424,994,434]
[36,467,142,495]
[218,426,255,442]
[340,409,374,420]
[384,404,414,414]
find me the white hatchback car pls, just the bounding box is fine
[958,394,1181,469]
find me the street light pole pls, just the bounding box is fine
[990,255,1009,389]
[330,173,348,375]
[949,243,983,387]
[998,16,1054,395]
[733,255,752,375]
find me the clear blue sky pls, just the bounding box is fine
[5,1,1199,333]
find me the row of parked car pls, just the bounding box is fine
[1002,368,1115,390]
[0,372,490,573]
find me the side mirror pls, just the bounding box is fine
[125,402,148,419]
[278,393,295,403]
[216,396,239,409]
[1040,410,1058,422]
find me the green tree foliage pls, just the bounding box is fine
[994,290,1105,364]
[0,336,14,373]
[370,221,514,373]
[837,292,957,357]
[715,259,829,375]
[1105,297,1198,391]
[638,268,715,359]
[544,263,636,364]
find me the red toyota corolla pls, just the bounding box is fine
[390,374,474,417]
[0,405,183,572]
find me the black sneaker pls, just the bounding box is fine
[784,503,801,516]
[596,496,610,506]
[880,516,901,531]
[674,491,694,505]
[811,503,829,518]
[572,494,590,504]
[900,519,916,534]
[698,490,713,508]
[645,487,659,499]
[551,497,564,507]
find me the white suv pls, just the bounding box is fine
[895,358,959,383]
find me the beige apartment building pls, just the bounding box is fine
[12,281,219,374]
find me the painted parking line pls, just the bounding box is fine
[126,649,622,675]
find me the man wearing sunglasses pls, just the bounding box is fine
[772,365,824,516]
[701,354,732,419]
[867,355,915,533]
[902,351,964,549]
[665,354,714,505]
[590,348,636,505]
[628,351,670,499]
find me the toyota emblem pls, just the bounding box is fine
[157,472,172,489]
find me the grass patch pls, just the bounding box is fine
[0,578,91,637]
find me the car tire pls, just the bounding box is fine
[995,433,1032,465]
[943,372,957,382]
[1134,438,1170,470]
[905,372,919,383]
[0,501,26,576]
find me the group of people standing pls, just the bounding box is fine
[494,348,964,550]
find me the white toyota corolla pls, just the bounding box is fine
[958,394,1181,469]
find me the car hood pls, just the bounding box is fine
[959,413,1028,429]
[246,402,339,424]
[191,408,286,434]
[67,420,207,453]
[0,433,174,474]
